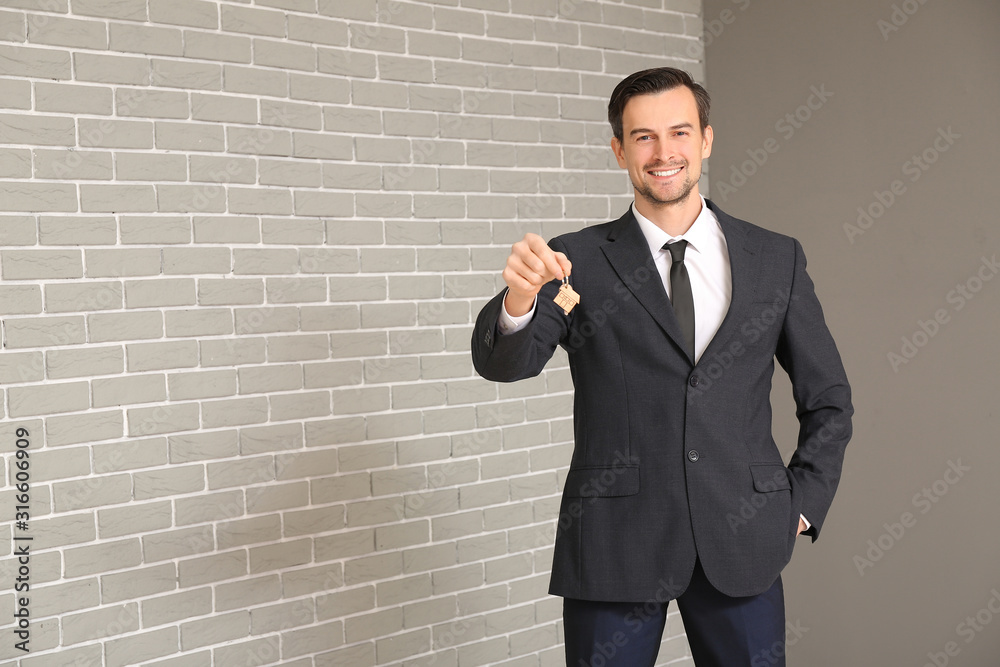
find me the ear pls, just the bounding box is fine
[701,125,714,159]
[611,136,627,168]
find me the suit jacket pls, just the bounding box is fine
[471,199,853,602]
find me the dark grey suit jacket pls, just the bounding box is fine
[471,199,853,602]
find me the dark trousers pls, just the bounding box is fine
[563,559,786,667]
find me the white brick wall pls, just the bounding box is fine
[0,1,702,664]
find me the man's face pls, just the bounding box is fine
[611,87,713,209]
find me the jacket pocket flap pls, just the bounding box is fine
[563,465,640,498]
[749,464,791,492]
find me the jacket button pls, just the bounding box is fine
[689,375,700,387]
[687,450,700,462]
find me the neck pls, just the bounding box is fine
[634,188,703,237]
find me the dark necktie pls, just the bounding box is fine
[665,240,695,359]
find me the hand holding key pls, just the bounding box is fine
[502,233,573,317]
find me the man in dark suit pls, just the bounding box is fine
[471,68,853,666]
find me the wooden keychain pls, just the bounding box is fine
[553,275,580,315]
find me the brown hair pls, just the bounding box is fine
[608,67,711,143]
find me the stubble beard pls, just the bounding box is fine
[633,163,700,209]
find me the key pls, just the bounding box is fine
[553,276,580,315]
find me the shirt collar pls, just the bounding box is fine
[631,195,719,258]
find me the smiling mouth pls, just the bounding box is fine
[648,167,683,177]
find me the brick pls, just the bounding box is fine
[0,147,29,177]
[61,602,140,646]
[265,276,326,302]
[175,489,243,526]
[262,218,325,244]
[85,248,159,278]
[217,575,282,614]
[92,373,167,407]
[89,311,163,342]
[64,539,142,578]
[301,305,359,331]
[134,465,205,500]
[143,525,214,562]
[207,455,273,490]
[240,421,302,454]
[8,381,88,417]
[222,4,285,37]
[250,598,314,635]
[127,402,200,437]
[35,81,112,115]
[179,550,247,588]
[0,350,42,382]
[254,38,316,72]
[98,500,172,538]
[0,44,71,79]
[155,121,225,151]
[2,249,81,279]
[343,606,402,642]
[32,577,100,618]
[127,340,199,372]
[125,278,196,308]
[246,480,308,513]
[181,610,249,650]
[35,145,114,179]
[165,308,234,337]
[284,505,344,537]
[288,13,348,46]
[170,430,239,464]
[215,515,281,551]
[303,361,362,389]
[193,216,260,243]
[202,396,268,428]
[105,627,179,667]
[143,587,212,627]
[270,390,331,421]
[0,285,41,315]
[185,30,250,63]
[46,409,123,447]
[80,183,157,212]
[151,58,221,90]
[169,368,237,400]
[79,118,154,149]
[282,620,343,658]
[249,537,312,574]
[74,52,149,85]
[53,473,132,511]
[109,23,182,56]
[234,305,299,335]
[201,337,266,366]
[100,562,176,603]
[149,0,217,28]
[259,159,321,187]
[290,71,350,104]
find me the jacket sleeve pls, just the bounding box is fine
[471,237,574,383]
[775,238,854,542]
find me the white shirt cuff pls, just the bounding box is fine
[498,291,537,335]
[799,514,811,531]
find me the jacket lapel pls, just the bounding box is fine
[601,208,694,363]
[699,199,765,363]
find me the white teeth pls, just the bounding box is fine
[650,168,681,177]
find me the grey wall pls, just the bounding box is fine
[702,0,1000,664]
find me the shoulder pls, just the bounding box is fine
[706,198,801,255]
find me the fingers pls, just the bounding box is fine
[554,251,572,279]
[504,233,568,297]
